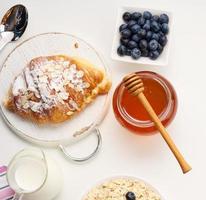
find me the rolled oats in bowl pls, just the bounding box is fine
[83,177,162,200]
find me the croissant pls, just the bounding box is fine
[4,55,111,124]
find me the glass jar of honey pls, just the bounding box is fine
[113,71,177,135]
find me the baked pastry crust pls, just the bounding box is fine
[4,55,111,124]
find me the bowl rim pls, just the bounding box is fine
[111,6,173,66]
[81,175,165,200]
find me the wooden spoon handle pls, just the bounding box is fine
[138,92,191,174]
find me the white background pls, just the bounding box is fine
[0,0,205,199]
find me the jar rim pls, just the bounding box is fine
[116,71,174,128]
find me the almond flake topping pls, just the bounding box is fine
[12,58,90,113]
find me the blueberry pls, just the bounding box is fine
[125,49,132,56]
[161,23,169,34]
[159,35,167,46]
[131,12,142,20]
[151,21,160,32]
[123,12,131,22]
[117,45,127,56]
[145,20,151,25]
[127,20,137,28]
[130,24,141,33]
[149,50,160,60]
[120,37,129,46]
[126,191,136,200]
[138,17,145,26]
[158,31,164,37]
[148,39,158,51]
[157,43,163,54]
[143,11,152,20]
[151,33,159,41]
[146,31,152,41]
[131,48,141,59]
[121,29,131,38]
[143,23,150,31]
[152,15,159,22]
[127,40,138,49]
[141,49,149,57]
[119,24,128,32]
[132,34,140,42]
[137,29,146,38]
[139,39,148,50]
[159,13,169,24]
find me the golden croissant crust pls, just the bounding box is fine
[4,55,111,124]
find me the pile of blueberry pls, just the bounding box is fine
[117,11,169,60]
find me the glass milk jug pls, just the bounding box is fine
[7,148,62,200]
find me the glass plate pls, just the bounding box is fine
[0,32,111,149]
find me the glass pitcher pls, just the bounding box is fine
[7,148,62,200]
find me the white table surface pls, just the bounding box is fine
[0,0,205,199]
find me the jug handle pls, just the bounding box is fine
[58,127,102,163]
[12,193,23,200]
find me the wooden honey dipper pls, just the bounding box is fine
[123,73,192,174]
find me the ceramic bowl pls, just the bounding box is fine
[111,6,173,66]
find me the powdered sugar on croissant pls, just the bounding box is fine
[5,55,111,124]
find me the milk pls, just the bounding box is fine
[14,158,46,192]
[7,148,63,200]
[23,156,62,200]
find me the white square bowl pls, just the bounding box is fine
[111,6,173,66]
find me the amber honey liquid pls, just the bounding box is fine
[113,71,177,134]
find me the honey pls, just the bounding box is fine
[113,71,177,134]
